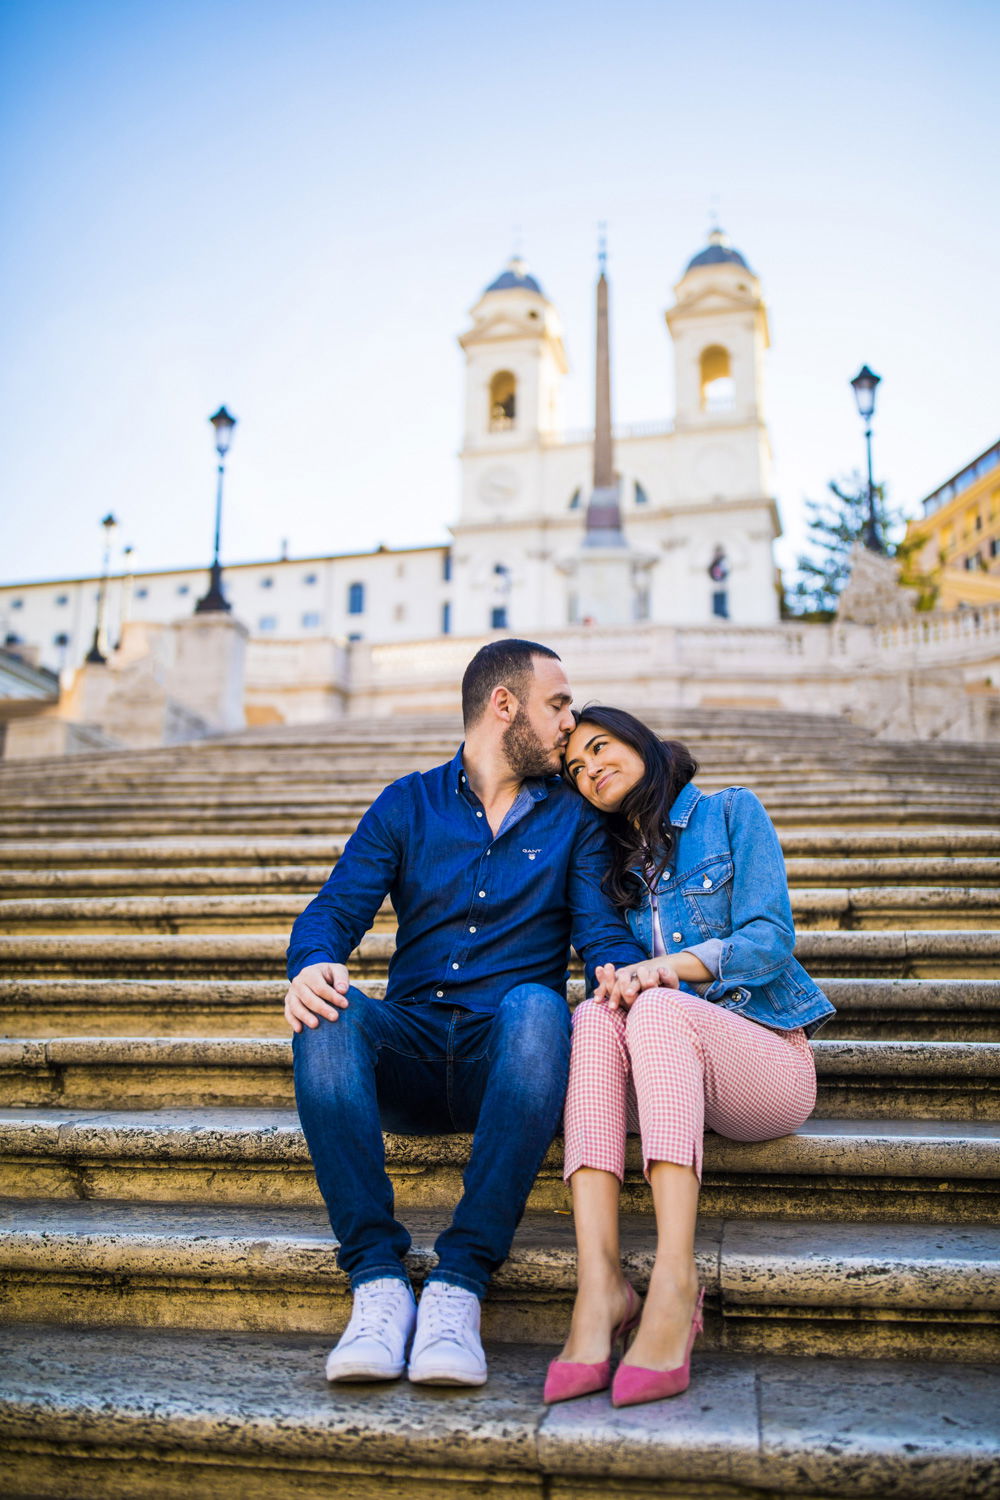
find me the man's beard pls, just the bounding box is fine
[502,706,562,779]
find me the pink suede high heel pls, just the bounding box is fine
[611,1287,705,1408]
[543,1282,642,1404]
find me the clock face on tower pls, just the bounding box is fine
[478,465,520,508]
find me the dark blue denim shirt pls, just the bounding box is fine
[627,782,835,1036]
[286,747,647,1011]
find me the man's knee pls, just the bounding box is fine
[292,985,377,1082]
[493,984,571,1073]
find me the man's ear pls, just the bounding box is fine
[491,684,516,722]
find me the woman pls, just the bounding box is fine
[544,706,834,1409]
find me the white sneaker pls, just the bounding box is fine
[407,1280,488,1386]
[325,1277,416,1382]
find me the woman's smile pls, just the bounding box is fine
[565,724,646,812]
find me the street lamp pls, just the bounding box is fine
[195,405,237,613]
[850,365,883,553]
[85,512,119,664]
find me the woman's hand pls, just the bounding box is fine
[594,959,680,1011]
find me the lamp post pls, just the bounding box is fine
[195,405,237,613]
[85,512,119,664]
[850,365,883,553]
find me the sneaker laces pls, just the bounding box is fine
[348,1280,412,1343]
[418,1285,474,1345]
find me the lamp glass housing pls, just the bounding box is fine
[209,406,237,456]
[850,366,881,422]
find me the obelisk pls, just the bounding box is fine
[583,239,626,547]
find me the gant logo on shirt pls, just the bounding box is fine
[522,847,541,861]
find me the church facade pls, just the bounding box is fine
[1,232,781,676]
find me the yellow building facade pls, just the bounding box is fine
[903,438,1000,608]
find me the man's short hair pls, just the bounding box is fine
[461,638,561,727]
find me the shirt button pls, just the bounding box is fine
[476,811,483,818]
[469,926,477,933]
[436,990,444,998]
[452,962,460,970]
[478,891,486,898]
[672,931,683,943]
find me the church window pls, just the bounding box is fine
[259,616,278,630]
[10,599,23,610]
[442,551,452,582]
[489,371,517,431]
[568,488,582,510]
[136,587,149,599]
[177,584,190,596]
[348,581,365,615]
[699,346,735,412]
[55,594,69,606]
[394,603,406,621]
[491,605,508,630]
[303,573,318,585]
[634,481,649,506]
[348,631,363,642]
[441,602,452,634]
[53,632,69,647]
[260,577,274,589]
[301,611,321,628]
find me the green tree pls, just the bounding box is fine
[788,472,902,617]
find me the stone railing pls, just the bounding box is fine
[870,603,1000,660]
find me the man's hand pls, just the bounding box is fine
[284,962,351,1033]
[593,959,680,1011]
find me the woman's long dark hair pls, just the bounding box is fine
[565,705,697,911]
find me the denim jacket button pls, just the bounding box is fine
[702,875,712,889]
[672,931,683,943]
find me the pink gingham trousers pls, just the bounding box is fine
[563,988,816,1183]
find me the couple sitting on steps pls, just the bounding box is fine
[284,638,834,1408]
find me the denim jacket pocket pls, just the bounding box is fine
[681,858,734,937]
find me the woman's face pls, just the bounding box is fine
[564,721,646,813]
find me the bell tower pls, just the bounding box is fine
[666,228,770,429]
[458,256,566,446]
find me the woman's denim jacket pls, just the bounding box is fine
[626,783,835,1037]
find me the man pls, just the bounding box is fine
[284,638,647,1387]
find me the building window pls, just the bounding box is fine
[700,345,735,411]
[393,603,406,621]
[348,631,363,642]
[136,587,149,599]
[990,538,999,558]
[442,551,452,582]
[348,581,365,614]
[303,573,318,585]
[491,606,508,630]
[489,370,517,431]
[260,577,274,589]
[54,594,69,606]
[5,632,22,645]
[441,601,451,635]
[258,615,278,630]
[301,611,321,628]
[568,487,582,510]
[10,599,23,610]
[53,632,69,647]
[634,481,649,506]
[177,584,190,596]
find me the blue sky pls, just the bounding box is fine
[1,0,997,586]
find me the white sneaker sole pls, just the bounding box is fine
[408,1365,488,1387]
[326,1359,406,1382]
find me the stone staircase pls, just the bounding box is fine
[1,708,998,1499]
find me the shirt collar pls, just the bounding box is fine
[668,782,703,828]
[451,744,552,803]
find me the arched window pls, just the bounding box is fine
[489,371,517,431]
[348,581,365,615]
[699,345,735,412]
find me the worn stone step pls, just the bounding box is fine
[2,1036,998,1121]
[1,1200,996,1363]
[1,929,996,979]
[2,976,997,1042]
[3,827,998,872]
[0,1107,996,1223]
[1,1323,998,1500]
[7,855,997,901]
[4,885,998,934]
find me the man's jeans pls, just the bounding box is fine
[292,983,571,1299]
